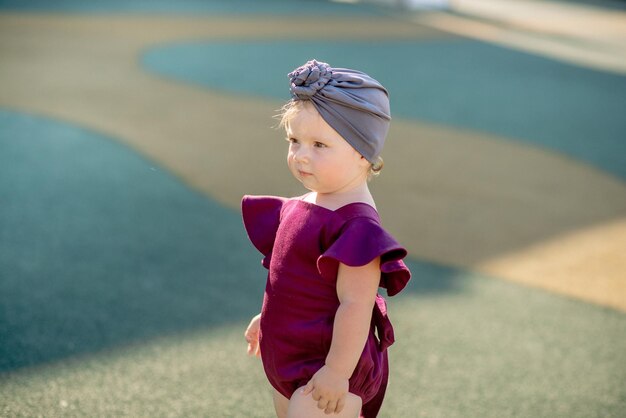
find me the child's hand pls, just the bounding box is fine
[301,365,349,414]
[244,313,262,358]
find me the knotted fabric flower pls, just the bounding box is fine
[287,59,391,163]
[289,60,333,99]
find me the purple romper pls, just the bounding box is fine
[242,195,411,417]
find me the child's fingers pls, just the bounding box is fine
[244,327,261,357]
[316,397,329,411]
[247,340,258,356]
[324,399,338,414]
[244,328,257,341]
[300,382,314,396]
[335,397,345,414]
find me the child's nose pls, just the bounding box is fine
[293,145,310,162]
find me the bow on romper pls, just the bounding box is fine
[242,195,411,417]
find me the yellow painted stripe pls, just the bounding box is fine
[412,4,626,75]
[1,13,624,311]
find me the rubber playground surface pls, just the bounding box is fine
[1,0,625,416]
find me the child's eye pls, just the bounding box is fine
[314,142,327,148]
[286,137,299,144]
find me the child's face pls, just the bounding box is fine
[285,102,370,195]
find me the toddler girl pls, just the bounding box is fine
[242,60,411,418]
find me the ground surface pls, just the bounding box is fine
[1,1,625,417]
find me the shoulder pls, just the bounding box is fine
[242,194,315,232]
[333,202,382,230]
[335,210,402,256]
[241,195,288,261]
[242,194,288,210]
[318,205,411,295]
[320,206,405,269]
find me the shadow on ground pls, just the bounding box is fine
[0,109,459,372]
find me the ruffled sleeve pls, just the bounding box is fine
[241,195,286,269]
[317,217,411,296]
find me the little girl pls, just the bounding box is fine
[242,60,411,418]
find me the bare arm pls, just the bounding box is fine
[302,257,380,414]
[326,257,381,377]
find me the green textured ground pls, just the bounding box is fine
[1,111,624,417]
[1,1,625,417]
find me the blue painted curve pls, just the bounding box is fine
[0,0,380,15]
[142,39,626,180]
[0,108,462,371]
[0,109,260,369]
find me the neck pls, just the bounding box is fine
[310,182,375,211]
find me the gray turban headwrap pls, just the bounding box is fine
[288,59,391,163]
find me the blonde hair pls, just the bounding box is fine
[369,156,384,179]
[276,100,384,179]
[276,99,304,131]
